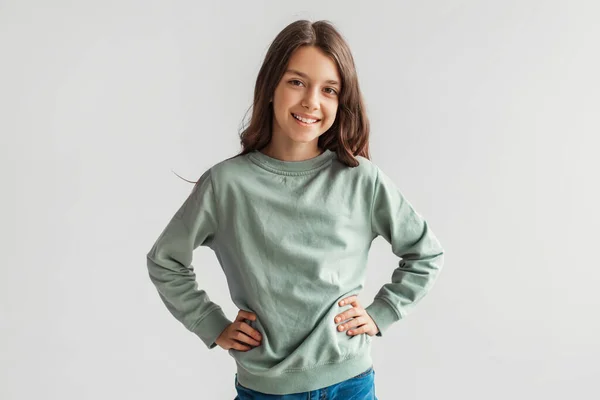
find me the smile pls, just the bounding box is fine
[292,113,320,125]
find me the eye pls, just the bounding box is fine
[324,87,338,95]
[289,79,304,87]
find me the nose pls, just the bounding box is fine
[302,88,320,110]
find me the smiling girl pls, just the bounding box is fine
[146,20,445,399]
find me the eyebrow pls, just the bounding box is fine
[285,69,340,87]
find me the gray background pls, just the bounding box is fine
[2,1,599,399]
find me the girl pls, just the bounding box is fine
[146,19,445,399]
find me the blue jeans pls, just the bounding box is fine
[234,366,378,399]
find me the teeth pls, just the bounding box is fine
[293,114,318,123]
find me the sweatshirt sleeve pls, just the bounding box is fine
[364,166,445,337]
[146,168,232,349]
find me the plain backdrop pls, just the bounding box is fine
[2,1,599,399]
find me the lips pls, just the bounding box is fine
[291,113,321,124]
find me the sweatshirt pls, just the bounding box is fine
[146,148,445,394]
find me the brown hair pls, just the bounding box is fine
[176,20,371,186]
[237,19,370,167]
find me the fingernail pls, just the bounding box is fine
[335,317,341,322]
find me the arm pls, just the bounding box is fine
[146,169,232,349]
[365,166,445,337]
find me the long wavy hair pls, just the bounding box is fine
[176,20,371,185]
[237,19,370,167]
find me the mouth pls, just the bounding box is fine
[291,113,321,126]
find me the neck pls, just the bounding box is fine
[260,138,323,162]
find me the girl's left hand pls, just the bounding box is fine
[334,295,380,337]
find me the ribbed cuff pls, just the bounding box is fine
[191,307,233,349]
[365,297,402,337]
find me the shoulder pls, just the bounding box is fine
[354,155,379,176]
[208,153,246,173]
[331,154,380,183]
[198,153,251,188]
[331,155,406,200]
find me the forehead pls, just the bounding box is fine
[286,46,341,84]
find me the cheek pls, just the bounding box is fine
[324,103,339,125]
[273,96,289,120]
[277,88,298,108]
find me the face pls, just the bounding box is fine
[270,45,342,149]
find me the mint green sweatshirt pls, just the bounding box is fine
[146,149,444,394]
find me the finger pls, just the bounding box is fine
[337,316,367,332]
[236,310,257,322]
[334,307,361,323]
[230,340,252,351]
[347,324,368,336]
[232,329,261,347]
[339,295,358,306]
[238,322,263,342]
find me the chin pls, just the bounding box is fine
[287,131,322,144]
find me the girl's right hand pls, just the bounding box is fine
[215,310,263,351]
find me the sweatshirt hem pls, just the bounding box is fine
[235,349,373,395]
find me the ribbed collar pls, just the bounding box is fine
[248,148,336,176]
